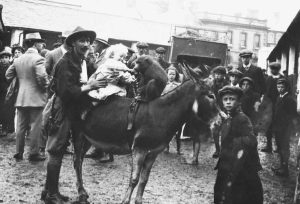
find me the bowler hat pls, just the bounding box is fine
[0,47,12,57]
[269,62,281,70]
[94,38,110,48]
[239,49,253,57]
[228,69,243,78]
[66,26,96,47]
[218,85,243,98]
[11,45,24,54]
[212,66,226,75]
[239,77,254,87]
[136,42,149,49]
[24,32,45,44]
[156,47,166,54]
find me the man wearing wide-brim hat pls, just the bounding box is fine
[261,61,285,153]
[155,47,170,70]
[238,49,266,96]
[42,26,108,204]
[5,32,49,162]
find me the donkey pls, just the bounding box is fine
[72,66,219,204]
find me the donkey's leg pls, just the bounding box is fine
[122,148,147,204]
[135,153,158,204]
[176,126,183,155]
[73,132,92,204]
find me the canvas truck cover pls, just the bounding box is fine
[169,36,228,66]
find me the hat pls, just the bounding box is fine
[128,47,135,54]
[239,77,254,87]
[269,62,281,70]
[24,32,45,44]
[218,85,243,98]
[212,66,226,75]
[66,26,96,47]
[239,49,253,57]
[277,78,289,86]
[156,47,166,54]
[11,45,24,54]
[94,38,110,48]
[136,42,149,49]
[0,47,12,57]
[228,69,243,78]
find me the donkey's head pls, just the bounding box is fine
[181,62,220,126]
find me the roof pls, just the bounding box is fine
[1,0,172,45]
[268,10,300,60]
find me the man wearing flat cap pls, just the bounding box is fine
[42,26,108,203]
[214,85,263,204]
[155,47,170,70]
[238,49,266,96]
[6,33,49,161]
[127,41,149,69]
[206,66,228,158]
[261,62,285,152]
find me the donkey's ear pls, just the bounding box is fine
[179,63,189,81]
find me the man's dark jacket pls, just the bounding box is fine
[238,64,266,95]
[54,51,91,121]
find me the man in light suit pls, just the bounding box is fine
[6,32,49,161]
[45,40,69,76]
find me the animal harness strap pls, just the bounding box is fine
[127,99,140,130]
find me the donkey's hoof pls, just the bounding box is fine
[77,194,89,204]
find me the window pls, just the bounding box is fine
[240,32,247,48]
[226,31,233,45]
[254,34,260,49]
[268,33,275,44]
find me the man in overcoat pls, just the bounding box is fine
[214,86,263,204]
[6,32,49,161]
[42,26,107,204]
[261,62,285,153]
[238,50,266,96]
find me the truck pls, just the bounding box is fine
[168,35,229,71]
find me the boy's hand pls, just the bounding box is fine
[87,77,107,90]
[254,101,261,112]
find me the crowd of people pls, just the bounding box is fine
[0,25,299,204]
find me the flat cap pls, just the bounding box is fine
[212,66,226,75]
[218,85,243,98]
[136,41,149,48]
[155,47,166,54]
[277,78,289,86]
[127,47,135,54]
[228,69,243,77]
[0,47,12,57]
[239,76,254,86]
[269,62,281,70]
[94,38,110,47]
[239,49,253,57]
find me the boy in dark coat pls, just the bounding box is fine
[214,86,263,204]
[239,77,261,121]
[272,78,299,177]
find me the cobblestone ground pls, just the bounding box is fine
[0,133,298,204]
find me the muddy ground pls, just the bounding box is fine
[0,134,298,204]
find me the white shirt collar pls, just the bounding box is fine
[80,60,88,84]
[280,92,288,98]
[60,45,67,55]
[243,63,251,69]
